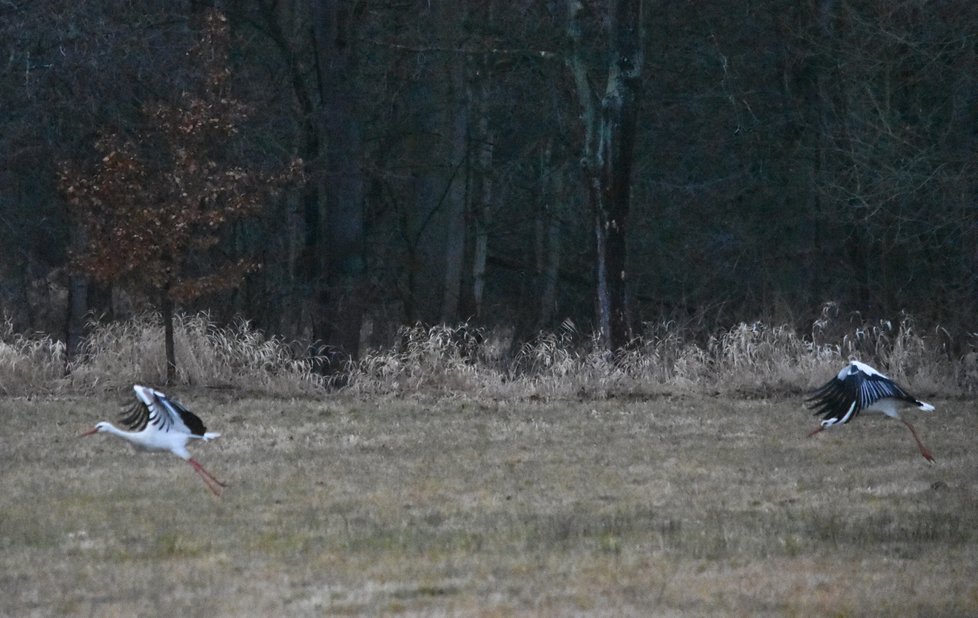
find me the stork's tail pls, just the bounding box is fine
[916,401,935,412]
[202,432,221,441]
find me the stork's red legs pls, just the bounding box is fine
[808,421,934,462]
[901,419,935,463]
[188,458,228,496]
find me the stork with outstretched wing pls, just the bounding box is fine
[80,385,227,495]
[807,361,935,462]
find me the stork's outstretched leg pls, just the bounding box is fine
[807,425,825,438]
[188,458,227,496]
[901,419,935,463]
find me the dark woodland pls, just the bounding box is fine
[3,0,977,365]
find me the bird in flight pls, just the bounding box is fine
[81,385,227,495]
[806,360,935,462]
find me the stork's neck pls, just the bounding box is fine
[100,423,144,443]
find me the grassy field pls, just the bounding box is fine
[2,390,977,616]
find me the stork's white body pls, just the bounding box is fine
[807,361,936,462]
[91,421,220,459]
[82,385,226,495]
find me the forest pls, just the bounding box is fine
[3,0,977,373]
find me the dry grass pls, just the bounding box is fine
[3,308,976,400]
[2,390,977,616]
[65,313,323,396]
[345,311,977,399]
[0,316,66,395]
[3,309,976,613]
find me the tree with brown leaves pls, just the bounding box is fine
[60,10,298,383]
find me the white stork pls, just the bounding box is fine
[81,385,227,495]
[806,360,936,462]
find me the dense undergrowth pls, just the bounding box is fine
[1,306,976,398]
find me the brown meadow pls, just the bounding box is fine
[2,390,976,616]
[2,312,977,614]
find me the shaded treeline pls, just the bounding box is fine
[2,0,976,363]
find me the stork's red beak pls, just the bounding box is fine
[79,427,98,437]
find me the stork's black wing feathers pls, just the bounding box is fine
[119,387,206,436]
[119,394,173,432]
[806,376,857,422]
[119,400,149,431]
[159,395,208,436]
[806,363,922,427]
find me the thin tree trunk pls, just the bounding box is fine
[441,60,468,323]
[285,190,304,339]
[66,218,89,369]
[471,210,489,319]
[541,217,561,328]
[593,207,612,346]
[408,78,442,322]
[162,293,176,385]
[536,140,563,330]
[470,72,494,319]
[65,273,88,370]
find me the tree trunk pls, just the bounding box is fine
[254,0,323,343]
[162,293,176,385]
[312,0,366,367]
[407,77,442,323]
[65,273,88,370]
[441,59,468,323]
[65,215,89,369]
[567,0,644,352]
[471,191,490,319]
[535,140,563,330]
[470,69,494,320]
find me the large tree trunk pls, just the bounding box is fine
[567,0,644,352]
[254,0,324,344]
[312,0,366,367]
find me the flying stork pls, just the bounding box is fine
[806,360,936,462]
[80,385,227,495]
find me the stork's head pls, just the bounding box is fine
[79,422,111,437]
